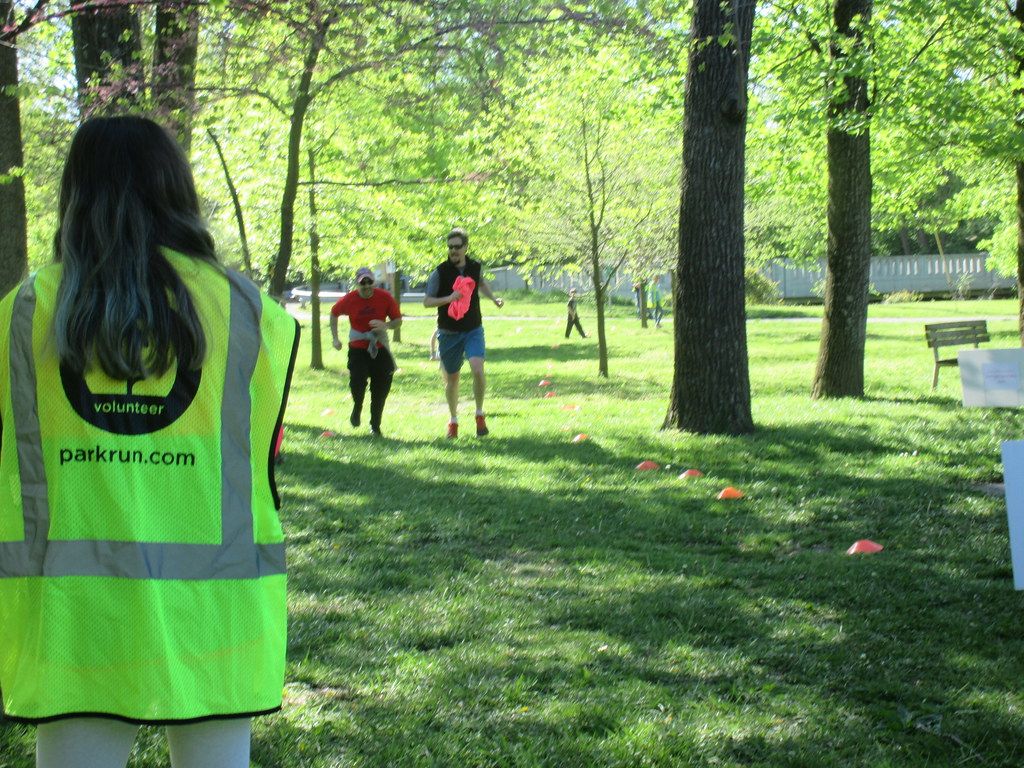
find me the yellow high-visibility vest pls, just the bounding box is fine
[0,251,299,723]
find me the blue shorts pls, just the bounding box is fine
[438,326,485,374]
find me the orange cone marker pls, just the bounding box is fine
[544,391,557,398]
[561,404,580,411]
[320,430,336,438]
[846,539,883,555]
[636,460,660,471]
[679,469,703,479]
[538,379,552,387]
[572,433,588,443]
[717,487,744,500]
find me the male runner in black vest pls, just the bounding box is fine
[423,228,505,438]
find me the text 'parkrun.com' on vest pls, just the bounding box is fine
[58,446,197,468]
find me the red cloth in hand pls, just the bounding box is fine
[447,276,476,321]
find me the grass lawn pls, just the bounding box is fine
[3,299,1024,766]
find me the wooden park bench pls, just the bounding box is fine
[924,320,989,390]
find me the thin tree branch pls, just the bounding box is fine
[1,0,49,43]
[297,173,490,188]
[313,9,606,96]
[193,85,287,115]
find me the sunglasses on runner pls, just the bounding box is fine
[359,278,374,286]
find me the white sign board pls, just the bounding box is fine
[959,348,1024,408]
[1001,440,1024,590]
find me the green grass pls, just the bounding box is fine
[3,300,1024,766]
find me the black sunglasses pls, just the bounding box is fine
[359,278,374,286]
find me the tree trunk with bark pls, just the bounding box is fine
[590,250,609,378]
[153,1,200,154]
[270,23,328,298]
[392,269,402,342]
[71,2,143,116]
[812,0,873,399]
[307,150,323,370]
[898,227,912,255]
[664,0,756,435]
[1018,161,1024,343]
[0,0,27,295]
[580,117,610,377]
[639,282,648,328]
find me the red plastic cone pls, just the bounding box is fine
[679,469,703,479]
[717,487,744,500]
[572,433,588,443]
[538,379,552,387]
[544,391,557,398]
[636,460,660,471]
[320,430,336,438]
[846,539,883,555]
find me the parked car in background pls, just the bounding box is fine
[288,280,428,307]
[287,281,348,307]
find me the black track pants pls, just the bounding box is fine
[348,347,395,429]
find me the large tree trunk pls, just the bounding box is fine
[0,1,27,294]
[153,1,200,154]
[71,2,143,116]
[307,150,323,370]
[664,0,755,435]
[270,23,328,298]
[811,0,873,399]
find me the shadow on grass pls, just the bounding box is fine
[2,417,999,768]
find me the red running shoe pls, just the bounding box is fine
[447,422,458,439]
[476,414,489,437]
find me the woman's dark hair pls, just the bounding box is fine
[54,116,217,379]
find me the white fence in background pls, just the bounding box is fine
[290,253,1013,305]
[492,254,1015,301]
[490,267,663,300]
[765,254,1015,300]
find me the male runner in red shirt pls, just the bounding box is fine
[330,267,402,436]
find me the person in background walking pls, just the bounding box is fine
[650,280,664,328]
[565,288,587,338]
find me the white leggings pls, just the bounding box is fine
[36,717,251,768]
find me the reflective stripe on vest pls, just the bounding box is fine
[0,271,285,580]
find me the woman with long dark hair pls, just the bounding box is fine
[0,116,299,767]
